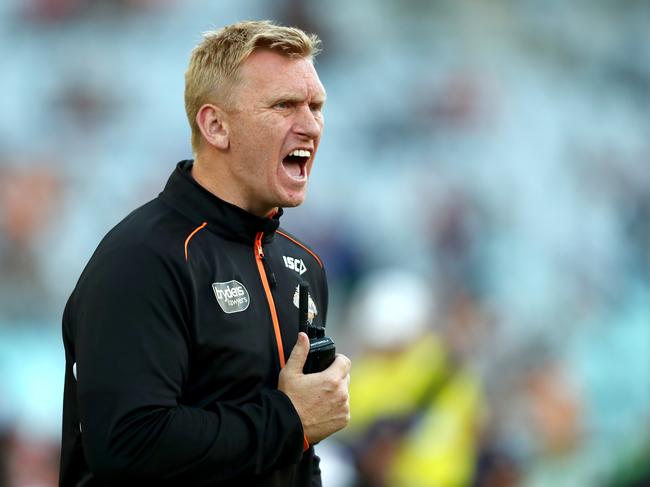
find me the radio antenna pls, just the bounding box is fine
[298,283,309,335]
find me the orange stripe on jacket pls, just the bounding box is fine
[184,222,207,261]
[276,230,323,269]
[254,233,286,367]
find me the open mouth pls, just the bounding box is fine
[282,149,311,180]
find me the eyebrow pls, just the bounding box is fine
[271,93,327,105]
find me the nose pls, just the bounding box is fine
[294,104,323,140]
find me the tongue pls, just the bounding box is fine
[283,159,301,177]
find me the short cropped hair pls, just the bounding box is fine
[185,20,321,153]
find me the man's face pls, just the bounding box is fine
[225,49,326,216]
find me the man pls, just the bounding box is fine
[59,20,351,486]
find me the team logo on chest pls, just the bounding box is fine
[212,280,250,313]
[283,255,307,275]
[292,285,318,324]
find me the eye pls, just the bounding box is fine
[274,101,291,109]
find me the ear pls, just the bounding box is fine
[196,103,230,150]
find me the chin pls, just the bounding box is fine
[275,186,307,208]
[281,199,304,209]
[279,194,306,209]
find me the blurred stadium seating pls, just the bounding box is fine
[0,0,648,485]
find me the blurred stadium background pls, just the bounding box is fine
[1,0,649,486]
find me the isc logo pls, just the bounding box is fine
[283,256,307,275]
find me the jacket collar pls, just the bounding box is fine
[159,160,281,243]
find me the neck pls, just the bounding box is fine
[191,154,276,218]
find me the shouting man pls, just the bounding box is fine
[60,20,350,487]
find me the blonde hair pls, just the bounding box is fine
[185,20,321,153]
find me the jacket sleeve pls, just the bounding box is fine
[72,243,305,484]
[311,453,322,487]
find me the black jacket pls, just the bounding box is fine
[60,160,328,486]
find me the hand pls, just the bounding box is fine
[278,332,351,443]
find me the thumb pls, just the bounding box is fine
[284,332,309,373]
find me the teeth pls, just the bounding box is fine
[288,149,311,158]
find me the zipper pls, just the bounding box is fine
[258,241,277,289]
[255,232,311,452]
[254,232,286,368]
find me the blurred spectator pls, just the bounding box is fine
[0,163,62,321]
[427,187,489,301]
[5,432,59,487]
[338,269,484,487]
[522,360,582,457]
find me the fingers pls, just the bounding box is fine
[326,353,351,379]
[283,332,310,374]
[280,344,351,443]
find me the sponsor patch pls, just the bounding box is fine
[212,280,250,313]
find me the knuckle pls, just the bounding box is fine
[337,354,350,368]
[338,389,349,402]
[338,395,349,410]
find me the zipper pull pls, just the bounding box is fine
[255,233,265,258]
[256,234,277,289]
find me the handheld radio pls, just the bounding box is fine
[298,283,336,374]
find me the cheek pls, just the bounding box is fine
[246,122,282,156]
[232,116,288,179]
